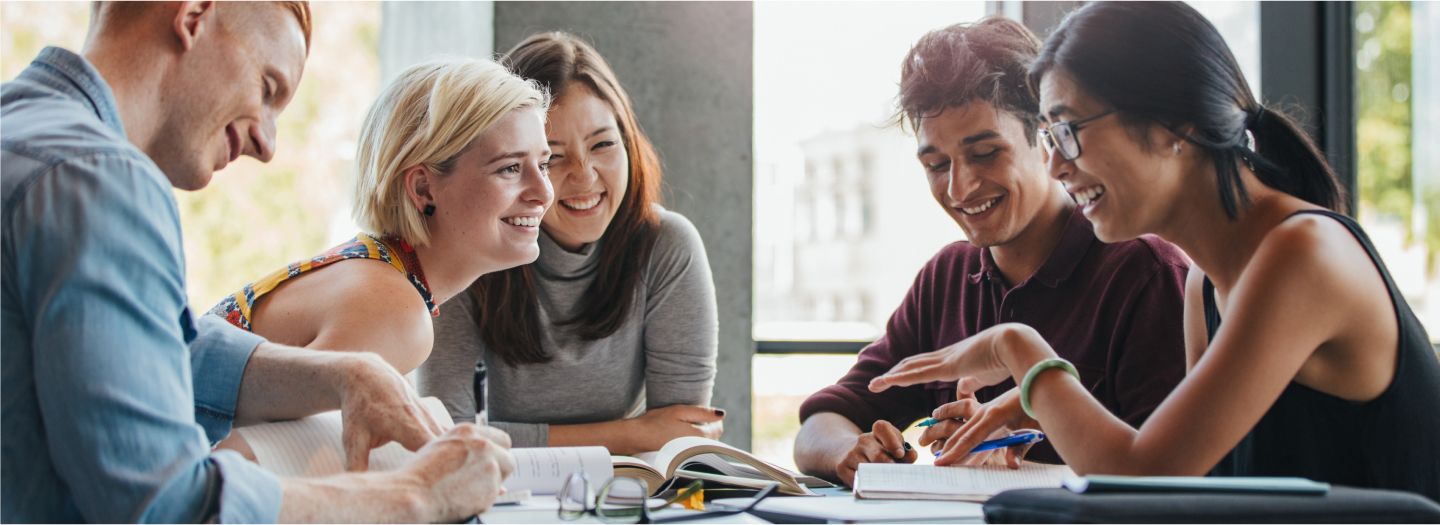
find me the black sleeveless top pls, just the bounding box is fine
[1203,210,1440,502]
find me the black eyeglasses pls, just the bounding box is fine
[557,472,778,524]
[1039,109,1115,160]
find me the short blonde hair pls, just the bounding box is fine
[352,57,549,246]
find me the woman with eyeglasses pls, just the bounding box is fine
[870,1,1440,500]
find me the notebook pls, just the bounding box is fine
[1063,475,1332,494]
[853,463,1074,502]
[712,494,984,523]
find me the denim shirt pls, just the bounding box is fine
[2,47,282,523]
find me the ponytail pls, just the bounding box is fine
[1240,107,1347,214]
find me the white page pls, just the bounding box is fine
[236,398,610,495]
[235,398,450,478]
[856,464,1073,497]
[507,446,613,495]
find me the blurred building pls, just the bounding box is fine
[754,125,960,342]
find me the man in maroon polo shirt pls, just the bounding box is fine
[792,16,1189,487]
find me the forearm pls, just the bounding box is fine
[793,413,862,483]
[996,326,1143,475]
[547,419,639,455]
[234,343,382,426]
[278,473,427,523]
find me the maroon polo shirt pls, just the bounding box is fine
[799,206,1190,464]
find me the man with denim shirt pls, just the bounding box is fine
[2,3,514,522]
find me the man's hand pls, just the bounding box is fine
[338,353,445,471]
[403,424,516,523]
[624,405,725,452]
[834,420,917,487]
[930,387,1037,468]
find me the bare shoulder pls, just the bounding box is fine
[1249,212,1376,290]
[293,258,435,371]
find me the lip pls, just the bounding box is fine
[501,212,544,231]
[955,194,1005,220]
[557,191,606,217]
[1067,184,1106,215]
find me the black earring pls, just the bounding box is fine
[423,204,436,216]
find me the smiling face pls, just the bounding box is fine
[422,107,554,272]
[1039,70,1186,242]
[539,86,629,251]
[915,101,1060,248]
[149,3,307,190]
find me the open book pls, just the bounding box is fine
[611,436,823,496]
[853,463,1075,502]
[232,398,611,497]
[232,402,821,498]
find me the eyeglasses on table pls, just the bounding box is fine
[557,472,779,523]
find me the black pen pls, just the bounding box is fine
[473,361,488,426]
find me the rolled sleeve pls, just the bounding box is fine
[799,262,934,431]
[210,451,283,524]
[191,315,266,444]
[12,155,279,523]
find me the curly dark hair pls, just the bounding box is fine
[893,15,1044,146]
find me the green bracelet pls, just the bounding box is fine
[1020,357,1080,419]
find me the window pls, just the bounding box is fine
[0,3,381,313]
[752,1,986,470]
[1354,2,1438,341]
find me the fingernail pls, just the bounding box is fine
[903,442,913,452]
[714,408,726,417]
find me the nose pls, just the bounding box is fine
[570,153,599,187]
[1047,146,1072,182]
[242,116,277,163]
[524,159,555,208]
[946,163,979,204]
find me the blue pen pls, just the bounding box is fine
[934,430,1045,457]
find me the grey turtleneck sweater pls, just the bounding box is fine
[416,209,718,447]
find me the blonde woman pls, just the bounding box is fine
[208,57,553,443]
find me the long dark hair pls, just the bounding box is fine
[1028,1,1345,218]
[469,32,664,366]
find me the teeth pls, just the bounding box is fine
[1073,186,1106,206]
[503,216,539,227]
[961,197,999,215]
[561,194,602,211]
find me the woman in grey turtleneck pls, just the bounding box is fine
[416,32,722,455]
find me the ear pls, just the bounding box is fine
[403,165,436,213]
[171,1,217,52]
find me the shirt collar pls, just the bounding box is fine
[968,205,1096,288]
[26,47,126,138]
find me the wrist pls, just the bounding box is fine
[383,472,434,523]
[993,325,1055,385]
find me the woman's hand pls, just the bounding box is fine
[928,388,1038,468]
[623,405,726,453]
[869,324,1046,395]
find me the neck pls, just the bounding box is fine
[989,192,1076,287]
[1152,164,1303,291]
[410,240,488,306]
[82,33,167,155]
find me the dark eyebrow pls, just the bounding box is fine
[916,144,937,157]
[587,126,615,140]
[485,151,529,165]
[961,130,1001,146]
[1045,104,1075,121]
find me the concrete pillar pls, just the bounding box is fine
[494,2,756,450]
[379,1,495,84]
